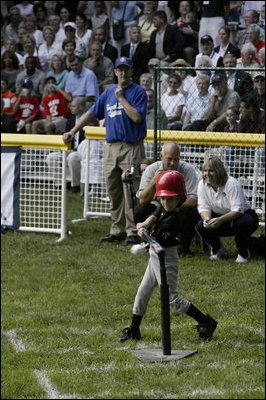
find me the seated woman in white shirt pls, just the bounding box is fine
[160,72,186,130]
[195,156,259,263]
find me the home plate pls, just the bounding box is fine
[131,349,197,362]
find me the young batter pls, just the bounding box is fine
[119,170,218,342]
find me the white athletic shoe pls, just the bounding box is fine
[236,250,250,263]
[209,246,226,261]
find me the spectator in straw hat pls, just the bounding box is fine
[169,58,195,100]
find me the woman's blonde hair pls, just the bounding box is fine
[202,156,228,187]
[49,54,65,70]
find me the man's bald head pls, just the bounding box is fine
[161,141,180,170]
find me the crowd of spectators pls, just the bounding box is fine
[1,1,264,136]
[1,1,264,257]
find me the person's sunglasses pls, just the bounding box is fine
[254,77,265,82]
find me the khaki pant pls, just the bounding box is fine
[103,141,145,237]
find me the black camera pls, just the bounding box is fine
[121,165,134,183]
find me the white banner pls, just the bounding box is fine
[1,146,21,231]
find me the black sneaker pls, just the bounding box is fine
[195,314,218,341]
[100,234,125,242]
[119,326,141,342]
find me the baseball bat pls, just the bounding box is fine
[142,231,164,255]
[142,231,171,355]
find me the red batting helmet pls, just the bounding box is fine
[155,170,187,203]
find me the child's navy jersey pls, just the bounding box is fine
[152,204,182,247]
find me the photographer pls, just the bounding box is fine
[31,76,72,135]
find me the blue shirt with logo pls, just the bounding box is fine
[89,83,147,143]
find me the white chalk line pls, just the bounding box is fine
[3,327,264,356]
[34,370,86,399]
[126,386,265,399]
[33,368,264,400]
[2,329,27,352]
[2,327,264,399]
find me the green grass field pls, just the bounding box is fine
[1,191,265,399]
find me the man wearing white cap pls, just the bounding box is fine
[63,57,147,245]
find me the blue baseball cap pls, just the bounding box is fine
[115,57,133,68]
[211,73,227,85]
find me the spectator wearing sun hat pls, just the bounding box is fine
[169,58,195,99]
[195,35,224,68]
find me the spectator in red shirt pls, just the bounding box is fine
[32,76,72,135]
[12,78,40,133]
[1,78,17,114]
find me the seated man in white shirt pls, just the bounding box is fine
[183,74,211,130]
[46,97,87,192]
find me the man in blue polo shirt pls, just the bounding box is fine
[65,55,99,104]
[64,57,147,245]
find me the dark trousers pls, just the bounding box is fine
[134,202,200,252]
[195,210,259,253]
